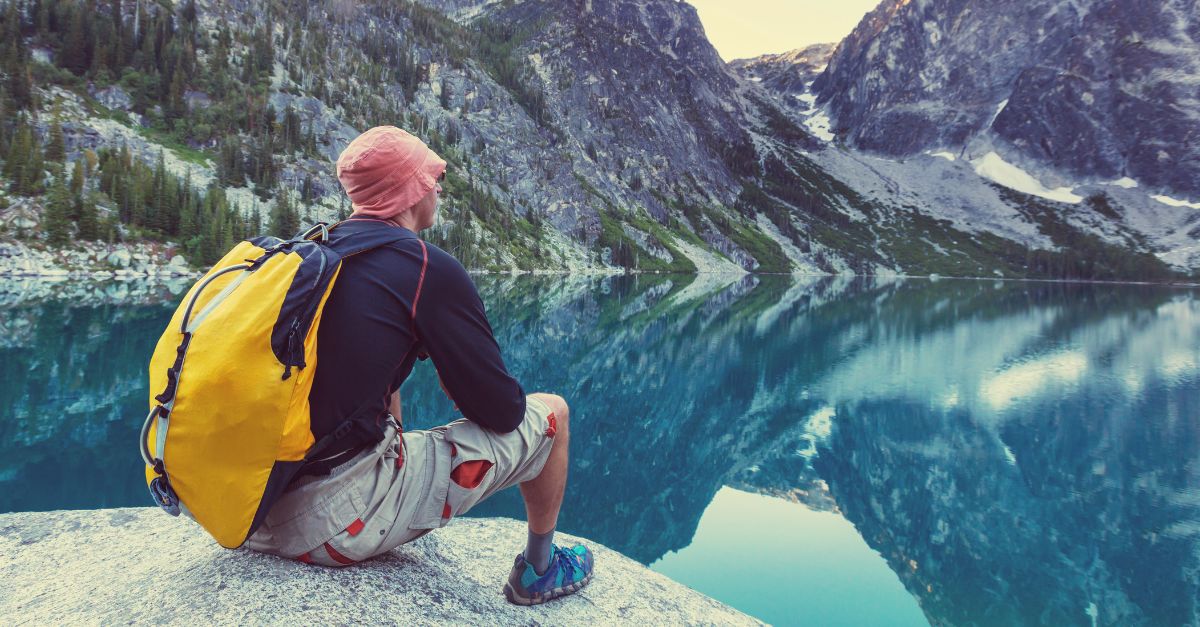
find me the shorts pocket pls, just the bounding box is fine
[408,437,453,529]
[445,454,496,519]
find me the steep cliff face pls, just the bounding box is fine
[478,0,752,211]
[812,0,1200,197]
[992,0,1200,196]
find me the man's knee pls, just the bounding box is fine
[531,392,569,435]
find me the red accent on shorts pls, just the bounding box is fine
[442,501,452,519]
[545,412,557,438]
[396,447,404,468]
[450,459,494,489]
[324,542,355,565]
[297,552,312,564]
[346,518,365,537]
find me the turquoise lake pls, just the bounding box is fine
[2,274,1198,626]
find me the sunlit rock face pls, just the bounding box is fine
[813,0,1200,197]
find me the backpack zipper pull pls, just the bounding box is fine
[282,320,300,380]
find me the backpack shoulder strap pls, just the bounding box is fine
[325,218,420,259]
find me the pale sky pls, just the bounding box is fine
[686,0,881,61]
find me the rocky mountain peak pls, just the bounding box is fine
[812,0,1200,197]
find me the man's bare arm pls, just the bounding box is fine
[389,389,402,429]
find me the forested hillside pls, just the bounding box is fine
[0,0,1188,280]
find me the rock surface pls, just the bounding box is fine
[0,508,760,625]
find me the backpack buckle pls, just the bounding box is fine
[333,420,356,440]
[149,475,181,517]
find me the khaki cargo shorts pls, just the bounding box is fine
[245,395,559,566]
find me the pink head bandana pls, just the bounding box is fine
[335,126,447,222]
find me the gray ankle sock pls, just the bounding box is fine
[524,527,555,575]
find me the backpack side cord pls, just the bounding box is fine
[142,261,255,516]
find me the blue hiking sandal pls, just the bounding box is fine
[504,543,594,605]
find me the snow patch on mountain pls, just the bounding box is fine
[1106,177,1138,189]
[812,149,1051,247]
[793,81,835,142]
[987,100,1009,127]
[971,152,1082,204]
[1151,195,1200,210]
[804,110,836,143]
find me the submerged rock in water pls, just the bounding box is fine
[0,508,759,625]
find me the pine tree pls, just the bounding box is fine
[218,205,234,251]
[69,159,85,196]
[268,187,299,237]
[77,196,100,240]
[0,88,8,156]
[281,106,301,153]
[110,0,125,68]
[45,120,65,163]
[61,3,91,75]
[217,137,242,186]
[91,18,113,76]
[3,118,29,186]
[34,0,49,33]
[151,149,173,232]
[18,124,44,196]
[3,1,33,111]
[257,20,274,76]
[167,55,187,121]
[253,133,277,190]
[300,175,313,203]
[122,0,139,69]
[181,0,197,25]
[179,186,197,239]
[44,175,73,245]
[83,148,98,176]
[67,160,85,221]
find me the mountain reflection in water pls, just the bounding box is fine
[1,275,1197,626]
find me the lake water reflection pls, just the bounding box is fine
[2,275,1198,626]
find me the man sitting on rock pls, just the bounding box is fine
[245,126,594,606]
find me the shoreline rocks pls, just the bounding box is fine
[0,239,199,280]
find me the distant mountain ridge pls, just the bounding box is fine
[729,43,835,106]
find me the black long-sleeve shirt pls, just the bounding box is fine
[308,218,526,454]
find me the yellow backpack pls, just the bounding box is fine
[139,222,416,548]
